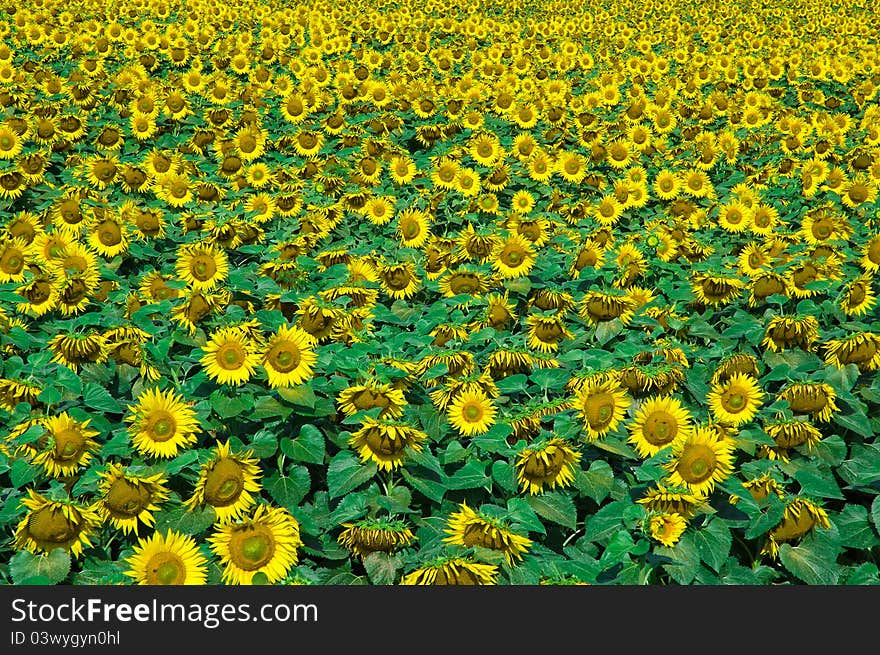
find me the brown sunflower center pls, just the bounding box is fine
[217,342,247,370]
[97,220,122,246]
[53,427,85,461]
[229,524,277,571]
[643,410,678,445]
[266,341,301,373]
[583,391,616,429]
[146,411,177,442]
[145,552,187,585]
[721,388,747,412]
[204,457,245,506]
[0,247,24,274]
[105,478,152,518]
[676,444,717,483]
[189,254,217,281]
[462,402,484,422]
[28,507,78,545]
[501,243,526,266]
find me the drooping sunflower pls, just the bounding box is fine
[707,372,763,427]
[0,378,42,413]
[377,261,421,300]
[691,271,745,307]
[96,464,170,535]
[349,417,427,471]
[648,512,688,548]
[125,529,209,585]
[443,503,533,564]
[579,290,638,326]
[47,332,108,372]
[201,327,260,386]
[823,332,880,372]
[259,325,317,389]
[839,276,877,317]
[574,378,630,440]
[184,441,262,523]
[32,413,100,478]
[209,505,302,585]
[525,312,573,353]
[337,520,416,559]
[762,498,831,558]
[637,484,708,519]
[491,232,537,279]
[175,242,229,290]
[762,419,824,460]
[337,380,406,419]
[709,353,759,386]
[628,395,694,458]
[447,390,497,437]
[760,315,820,352]
[664,425,736,496]
[14,490,100,558]
[861,234,880,272]
[778,382,839,422]
[515,438,582,495]
[401,557,498,585]
[126,387,200,459]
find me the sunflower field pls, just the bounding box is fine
[1,0,879,588]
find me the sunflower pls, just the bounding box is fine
[839,276,877,317]
[574,378,630,440]
[511,190,536,215]
[579,290,637,326]
[729,474,786,505]
[349,417,427,470]
[337,520,416,559]
[389,155,417,185]
[691,271,745,307]
[47,332,108,371]
[760,315,820,352]
[175,242,229,290]
[525,313,573,353]
[377,261,421,299]
[0,124,24,159]
[515,438,582,495]
[749,272,789,306]
[491,233,536,279]
[362,196,396,226]
[717,201,752,233]
[637,484,708,519]
[653,169,682,200]
[125,529,208,585]
[762,498,831,558]
[396,209,431,248]
[15,273,60,317]
[648,512,688,547]
[593,193,624,226]
[88,213,130,258]
[664,426,736,495]
[0,378,42,412]
[707,373,763,427]
[437,268,490,301]
[260,325,317,388]
[0,238,30,283]
[184,441,262,523]
[628,396,694,458]
[710,353,760,386]
[126,387,200,459]
[96,464,170,535]
[401,557,498,585]
[823,332,880,372]
[14,490,100,558]
[201,327,260,386]
[443,503,532,564]
[764,419,824,459]
[861,234,880,272]
[32,413,100,478]
[446,390,497,437]
[778,382,839,422]
[337,380,406,418]
[431,157,460,190]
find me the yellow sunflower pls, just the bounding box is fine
[96,464,170,535]
[491,233,536,279]
[201,327,260,386]
[443,503,532,564]
[337,380,406,418]
[260,325,317,388]
[762,498,831,558]
[401,557,498,585]
[707,372,763,426]
[574,378,630,440]
[209,504,302,585]
[349,417,427,470]
[377,261,421,299]
[628,395,694,458]
[125,529,208,585]
[447,390,497,437]
[175,241,229,290]
[664,426,736,496]
[823,332,880,373]
[778,382,839,422]
[648,512,688,547]
[14,490,100,558]
[126,387,200,458]
[32,412,100,478]
[337,520,415,559]
[515,438,582,495]
[184,441,262,523]
[526,313,573,353]
[396,209,431,249]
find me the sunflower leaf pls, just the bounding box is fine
[779,542,840,585]
[281,424,325,464]
[10,549,71,585]
[835,505,878,550]
[82,383,123,414]
[362,552,403,586]
[872,496,880,533]
[327,452,377,499]
[575,459,614,503]
[527,492,577,530]
[692,518,732,572]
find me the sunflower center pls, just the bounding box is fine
[463,402,483,422]
[146,411,177,442]
[28,507,77,545]
[502,245,524,265]
[229,526,277,571]
[97,220,122,246]
[267,342,301,373]
[146,552,187,585]
[105,478,152,518]
[189,254,217,281]
[522,447,566,481]
[722,389,746,412]
[676,444,717,483]
[402,220,421,239]
[1,249,23,274]
[217,342,246,370]
[53,427,85,461]
[643,410,678,445]
[204,457,245,506]
[365,427,405,456]
[868,240,880,265]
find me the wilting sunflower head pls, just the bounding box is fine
[443,503,533,564]
[647,512,688,547]
[184,441,262,523]
[125,529,208,585]
[14,489,100,558]
[337,379,406,418]
[401,556,499,585]
[579,290,638,326]
[515,438,582,495]
[574,378,630,440]
[778,382,839,422]
[764,418,823,456]
[710,353,760,386]
[32,412,100,478]
[97,463,170,535]
[0,378,43,413]
[125,387,200,459]
[707,372,763,427]
[525,312,574,353]
[349,417,427,471]
[691,271,745,307]
[47,332,108,371]
[760,315,820,353]
[762,498,831,558]
[729,474,786,505]
[823,332,880,373]
[664,425,736,496]
[337,519,415,558]
[839,276,877,317]
[209,504,302,585]
[628,395,694,458]
[637,484,708,519]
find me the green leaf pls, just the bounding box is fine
[838,444,880,487]
[835,505,878,550]
[82,383,123,414]
[576,460,614,503]
[276,384,317,409]
[692,518,732,572]
[10,549,71,585]
[446,460,490,490]
[835,410,874,439]
[362,552,403,585]
[506,498,546,535]
[526,492,577,530]
[591,437,638,459]
[327,452,377,498]
[400,468,446,503]
[266,466,311,509]
[281,424,325,464]
[248,430,279,459]
[843,562,880,586]
[656,533,700,584]
[153,504,216,536]
[72,558,129,585]
[584,500,630,542]
[745,496,786,539]
[872,495,880,533]
[794,469,845,500]
[491,461,517,493]
[10,458,37,489]
[210,391,250,419]
[779,542,840,585]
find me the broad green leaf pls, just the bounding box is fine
[692,518,732,572]
[327,452,377,498]
[153,504,216,535]
[779,542,840,585]
[82,383,122,414]
[835,505,878,550]
[794,469,845,500]
[266,466,311,509]
[526,492,577,530]
[10,549,71,585]
[446,460,490,490]
[362,552,403,586]
[656,533,700,584]
[576,459,614,503]
[281,424,325,464]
